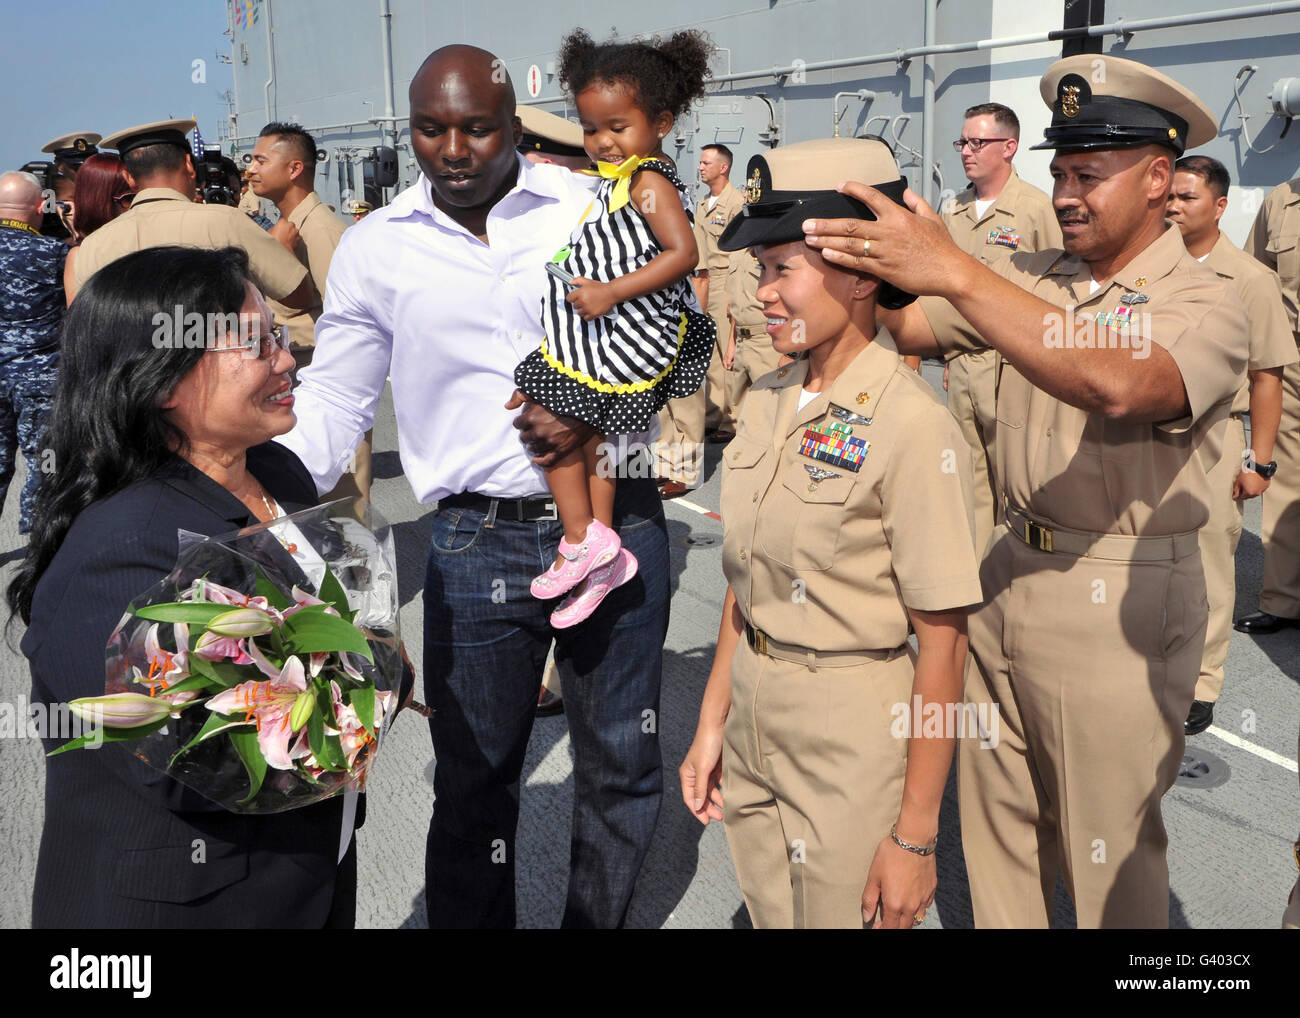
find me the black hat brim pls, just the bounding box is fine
[719,180,905,252]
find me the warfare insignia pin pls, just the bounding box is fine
[805,464,842,483]
[831,406,872,426]
[1119,291,1149,305]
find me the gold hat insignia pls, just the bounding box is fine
[745,167,762,204]
[1061,84,1081,118]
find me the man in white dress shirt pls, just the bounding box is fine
[280,45,671,928]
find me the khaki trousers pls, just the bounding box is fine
[722,637,913,929]
[1195,415,1247,703]
[958,525,1207,928]
[945,349,1000,556]
[655,395,705,486]
[1260,359,1300,618]
[732,325,783,421]
[704,274,733,433]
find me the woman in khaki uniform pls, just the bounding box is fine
[679,138,984,929]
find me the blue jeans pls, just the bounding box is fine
[422,475,669,928]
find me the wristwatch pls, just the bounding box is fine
[1243,448,1278,479]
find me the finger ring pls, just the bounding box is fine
[861,238,870,255]
[912,915,924,927]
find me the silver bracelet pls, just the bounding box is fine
[890,825,937,857]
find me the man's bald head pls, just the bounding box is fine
[410,44,514,119]
[408,44,525,222]
[0,171,46,227]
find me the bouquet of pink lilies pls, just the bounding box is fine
[57,500,405,813]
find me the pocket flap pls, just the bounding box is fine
[724,438,767,469]
[113,841,249,904]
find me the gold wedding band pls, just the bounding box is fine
[912,914,925,927]
[861,238,870,255]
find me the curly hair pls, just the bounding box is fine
[557,27,713,119]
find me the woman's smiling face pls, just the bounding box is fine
[752,240,874,357]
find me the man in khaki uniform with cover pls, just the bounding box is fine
[721,245,783,418]
[248,122,364,499]
[942,103,1062,553]
[71,119,311,311]
[1167,155,1294,735]
[808,55,1248,928]
[1234,175,1300,635]
[655,144,742,494]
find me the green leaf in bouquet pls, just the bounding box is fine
[229,728,268,803]
[169,711,253,766]
[317,564,354,621]
[281,608,373,661]
[153,672,220,696]
[307,697,325,760]
[135,602,233,626]
[186,655,249,689]
[254,565,292,611]
[351,686,376,737]
[316,732,346,771]
[46,717,169,757]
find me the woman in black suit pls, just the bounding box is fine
[8,246,360,928]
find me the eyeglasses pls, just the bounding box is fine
[213,324,291,360]
[952,137,1012,152]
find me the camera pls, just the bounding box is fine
[195,147,242,207]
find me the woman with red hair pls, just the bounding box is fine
[63,153,132,301]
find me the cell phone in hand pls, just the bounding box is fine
[546,262,577,288]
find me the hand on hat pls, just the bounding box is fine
[802,183,970,300]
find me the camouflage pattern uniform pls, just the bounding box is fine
[0,219,66,533]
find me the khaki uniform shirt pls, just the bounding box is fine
[922,224,1249,537]
[725,248,766,332]
[939,169,1062,360]
[1245,177,1300,339]
[266,192,348,348]
[721,337,984,652]
[73,187,306,300]
[694,181,744,277]
[1202,232,1297,413]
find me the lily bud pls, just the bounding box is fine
[206,607,275,637]
[289,689,316,732]
[69,692,172,728]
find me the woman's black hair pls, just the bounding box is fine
[7,245,251,625]
[557,27,713,120]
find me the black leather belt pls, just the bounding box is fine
[439,492,558,523]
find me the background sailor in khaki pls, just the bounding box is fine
[722,246,783,419]
[942,103,1061,554]
[1234,176,1300,635]
[1167,155,1295,735]
[40,132,101,238]
[248,123,363,499]
[680,138,982,929]
[807,55,1248,928]
[656,143,741,493]
[70,119,310,310]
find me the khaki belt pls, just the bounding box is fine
[743,622,903,670]
[1003,503,1198,562]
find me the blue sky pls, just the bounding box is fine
[2,0,233,174]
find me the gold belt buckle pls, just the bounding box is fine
[1023,520,1054,552]
[751,626,768,655]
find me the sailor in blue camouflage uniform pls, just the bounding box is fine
[0,171,67,534]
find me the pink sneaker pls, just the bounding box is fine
[550,548,639,629]
[530,519,622,599]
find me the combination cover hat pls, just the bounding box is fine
[719,137,916,308]
[517,105,586,158]
[41,132,102,163]
[1032,54,1217,156]
[101,119,198,157]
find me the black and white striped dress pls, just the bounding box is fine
[514,158,715,433]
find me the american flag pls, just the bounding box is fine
[191,117,205,159]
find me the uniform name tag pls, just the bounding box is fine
[987,225,1020,249]
[799,422,868,472]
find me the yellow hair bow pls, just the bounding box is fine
[586,155,651,213]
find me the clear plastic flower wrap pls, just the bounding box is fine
[59,497,403,813]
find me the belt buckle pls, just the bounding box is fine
[537,500,558,522]
[752,627,768,655]
[1024,520,1054,552]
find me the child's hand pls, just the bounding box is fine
[566,278,616,320]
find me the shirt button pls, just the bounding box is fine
[751,492,758,502]
[1045,428,1053,437]
[498,272,507,282]
[514,330,522,339]
[739,548,747,560]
